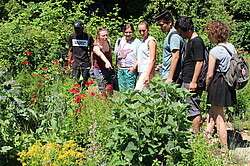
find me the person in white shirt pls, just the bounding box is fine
[135,20,157,91]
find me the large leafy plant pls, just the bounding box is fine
[106,79,193,165]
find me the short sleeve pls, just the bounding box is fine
[191,38,205,61]
[170,34,181,52]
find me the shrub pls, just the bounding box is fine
[106,79,193,165]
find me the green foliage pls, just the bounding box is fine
[189,133,226,166]
[106,79,193,165]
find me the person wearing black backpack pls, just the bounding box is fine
[154,10,185,84]
[205,21,237,151]
[176,17,206,134]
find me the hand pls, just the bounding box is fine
[143,75,150,84]
[129,67,135,73]
[165,78,173,83]
[105,62,113,69]
[189,82,197,91]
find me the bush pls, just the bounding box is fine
[106,79,193,165]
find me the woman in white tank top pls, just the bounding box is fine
[135,20,157,91]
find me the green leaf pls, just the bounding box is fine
[166,115,177,128]
[0,146,13,153]
[122,150,135,161]
[159,126,171,134]
[125,142,137,151]
[141,127,151,137]
[124,127,137,137]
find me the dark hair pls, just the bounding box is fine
[205,20,230,43]
[154,10,173,24]
[123,23,134,32]
[138,20,149,29]
[175,16,194,32]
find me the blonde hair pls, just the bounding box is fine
[95,27,108,44]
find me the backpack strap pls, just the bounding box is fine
[217,44,233,56]
[167,31,179,44]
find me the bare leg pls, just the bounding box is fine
[205,110,215,139]
[211,105,228,150]
[192,114,202,134]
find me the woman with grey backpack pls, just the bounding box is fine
[205,20,237,152]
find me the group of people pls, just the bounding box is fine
[68,11,237,151]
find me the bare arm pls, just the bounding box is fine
[205,54,216,90]
[129,60,138,73]
[93,45,113,69]
[189,61,203,91]
[166,49,180,83]
[144,39,156,84]
[68,46,73,59]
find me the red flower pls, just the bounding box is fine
[55,66,59,68]
[242,50,245,53]
[74,84,79,89]
[45,77,49,80]
[37,83,41,87]
[65,57,70,61]
[75,109,82,114]
[64,66,70,69]
[22,61,29,65]
[54,59,59,63]
[31,98,37,101]
[42,67,47,71]
[85,82,90,87]
[74,99,81,104]
[32,92,36,95]
[81,94,87,98]
[106,85,112,90]
[61,69,65,71]
[26,52,31,55]
[75,95,81,99]
[90,92,95,97]
[68,59,73,65]
[89,79,94,84]
[41,74,46,76]
[70,89,80,94]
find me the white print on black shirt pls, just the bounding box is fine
[72,39,88,47]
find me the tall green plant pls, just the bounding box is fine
[106,79,193,165]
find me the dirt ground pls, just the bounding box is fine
[226,123,250,164]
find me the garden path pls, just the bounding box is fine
[227,123,250,164]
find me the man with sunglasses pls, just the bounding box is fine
[154,10,185,85]
[68,21,94,87]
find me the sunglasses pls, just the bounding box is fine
[124,31,133,34]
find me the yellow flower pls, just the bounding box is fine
[67,140,75,144]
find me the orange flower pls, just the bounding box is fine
[74,84,79,89]
[81,94,87,98]
[75,109,82,114]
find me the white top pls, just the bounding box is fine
[210,43,236,72]
[114,37,140,68]
[137,36,156,72]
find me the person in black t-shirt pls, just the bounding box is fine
[68,21,94,87]
[176,17,205,134]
